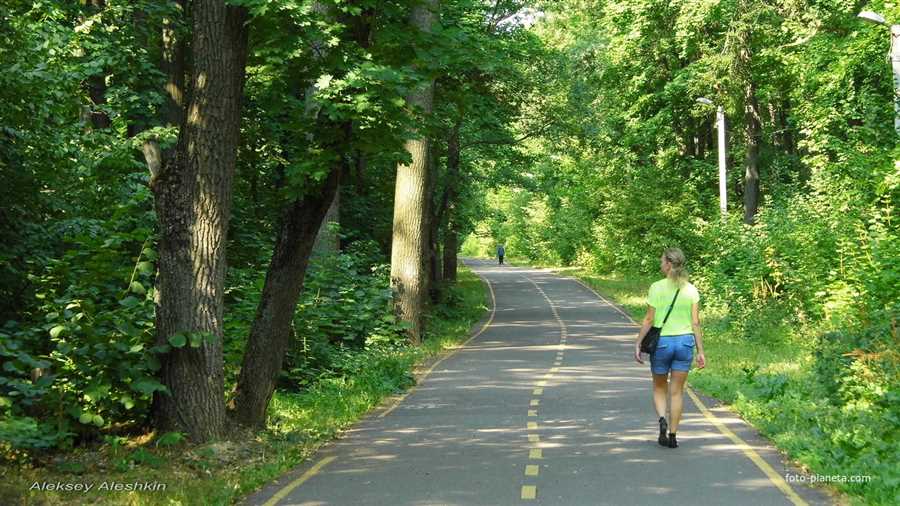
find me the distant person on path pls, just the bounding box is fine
[497,244,505,265]
[633,248,705,448]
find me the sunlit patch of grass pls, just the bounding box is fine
[559,269,655,322]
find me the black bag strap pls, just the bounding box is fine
[660,289,680,326]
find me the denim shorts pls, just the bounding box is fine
[650,334,695,374]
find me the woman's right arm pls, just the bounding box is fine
[634,306,655,364]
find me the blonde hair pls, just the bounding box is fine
[663,247,688,285]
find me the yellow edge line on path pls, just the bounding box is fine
[378,268,497,418]
[685,388,807,506]
[570,277,808,506]
[262,455,337,506]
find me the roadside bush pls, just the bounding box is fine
[0,184,166,460]
[280,241,408,390]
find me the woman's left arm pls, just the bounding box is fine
[691,302,706,369]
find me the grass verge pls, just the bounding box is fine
[1,266,489,506]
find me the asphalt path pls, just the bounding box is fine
[243,259,834,506]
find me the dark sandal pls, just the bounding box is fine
[658,417,668,446]
[668,432,678,448]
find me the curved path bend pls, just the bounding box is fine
[244,259,833,506]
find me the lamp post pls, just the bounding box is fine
[858,10,900,136]
[697,97,727,216]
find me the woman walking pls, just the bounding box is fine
[633,248,706,448]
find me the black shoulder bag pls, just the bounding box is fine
[640,289,680,355]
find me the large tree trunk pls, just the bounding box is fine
[441,120,461,283]
[442,229,458,282]
[151,1,249,442]
[390,0,439,344]
[426,146,441,302]
[742,67,762,225]
[232,169,341,428]
[734,4,762,225]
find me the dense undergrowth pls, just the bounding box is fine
[1,263,488,505]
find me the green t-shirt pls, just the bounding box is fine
[647,278,700,336]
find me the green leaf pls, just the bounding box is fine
[168,333,186,348]
[316,74,334,90]
[84,384,110,402]
[137,261,154,274]
[79,412,93,424]
[131,378,166,395]
[119,296,140,308]
[130,281,146,295]
[49,325,66,338]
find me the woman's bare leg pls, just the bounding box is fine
[668,371,689,432]
[652,373,668,418]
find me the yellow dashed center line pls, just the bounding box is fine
[521,485,537,500]
[521,275,571,504]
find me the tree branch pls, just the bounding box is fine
[460,120,553,151]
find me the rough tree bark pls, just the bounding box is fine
[151,1,249,441]
[442,229,459,282]
[391,0,439,343]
